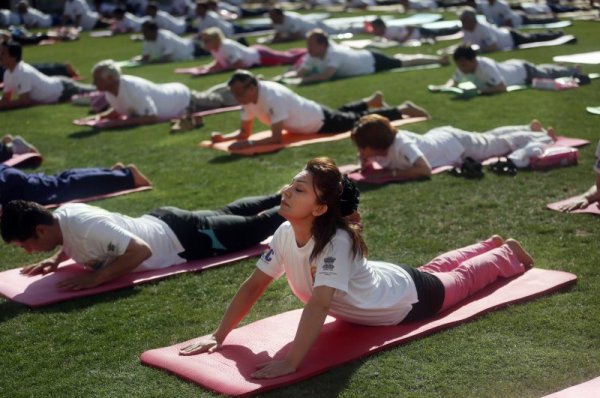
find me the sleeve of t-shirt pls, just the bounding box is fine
[240,104,254,122]
[255,227,285,279]
[265,92,289,125]
[122,85,158,116]
[324,47,342,69]
[312,233,353,293]
[221,43,242,66]
[81,219,136,265]
[479,26,498,47]
[396,136,425,166]
[12,71,32,95]
[479,60,505,87]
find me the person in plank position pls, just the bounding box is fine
[210,69,430,150]
[1,194,284,290]
[179,157,534,379]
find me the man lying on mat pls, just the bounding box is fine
[87,59,237,131]
[350,115,558,180]
[179,157,534,379]
[0,41,96,110]
[0,195,284,290]
[275,28,448,85]
[0,162,151,207]
[430,45,589,95]
[210,69,430,151]
[558,140,600,212]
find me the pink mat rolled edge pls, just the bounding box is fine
[3,153,43,168]
[546,196,600,215]
[542,376,600,398]
[140,268,576,397]
[0,242,267,307]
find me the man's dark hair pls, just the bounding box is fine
[227,69,258,88]
[269,7,284,17]
[141,19,159,32]
[453,44,477,61]
[308,29,329,46]
[0,200,54,243]
[371,17,386,29]
[2,41,22,63]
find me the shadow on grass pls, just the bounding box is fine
[0,287,140,322]
[68,126,140,139]
[355,175,431,193]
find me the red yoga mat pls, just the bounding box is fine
[0,242,267,307]
[141,268,576,396]
[43,185,153,209]
[199,117,428,155]
[542,376,600,398]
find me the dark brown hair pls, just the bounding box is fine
[351,114,396,150]
[305,157,367,263]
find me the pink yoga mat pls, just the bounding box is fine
[199,117,427,155]
[3,153,43,168]
[175,66,211,76]
[0,242,267,307]
[546,197,600,215]
[73,106,241,128]
[542,376,600,398]
[141,268,576,396]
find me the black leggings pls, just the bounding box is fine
[149,194,284,261]
[319,100,403,134]
[509,29,563,46]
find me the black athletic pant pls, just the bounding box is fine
[319,100,403,134]
[509,29,563,46]
[149,194,284,261]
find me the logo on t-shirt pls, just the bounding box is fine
[261,247,274,262]
[107,242,116,253]
[269,107,274,116]
[322,256,335,272]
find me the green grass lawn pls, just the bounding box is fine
[1,11,600,397]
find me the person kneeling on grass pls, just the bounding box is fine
[350,115,558,180]
[87,59,237,131]
[210,69,430,151]
[430,45,589,95]
[1,194,285,291]
[0,162,151,207]
[179,156,534,379]
[559,140,600,212]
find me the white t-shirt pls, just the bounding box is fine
[241,81,324,133]
[300,43,374,78]
[63,0,99,30]
[273,11,320,37]
[153,10,187,35]
[197,10,234,37]
[462,20,513,51]
[452,56,528,89]
[21,8,53,28]
[211,39,260,68]
[374,129,465,169]
[3,61,63,103]
[484,0,523,27]
[382,25,420,42]
[171,0,194,18]
[112,12,146,33]
[105,75,191,119]
[55,203,186,272]
[595,140,600,174]
[257,223,419,326]
[143,29,195,61]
